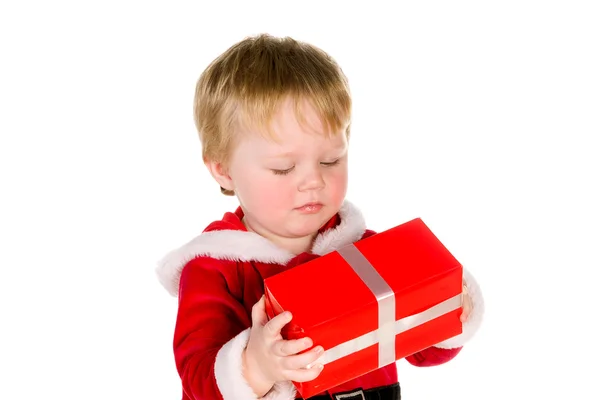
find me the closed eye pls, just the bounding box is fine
[321,159,340,167]
[271,159,340,176]
[272,167,295,175]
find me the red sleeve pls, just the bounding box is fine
[173,257,297,400]
[405,346,462,367]
[173,256,251,400]
[360,229,464,367]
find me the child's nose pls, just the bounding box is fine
[298,167,325,192]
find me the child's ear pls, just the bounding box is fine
[205,160,234,192]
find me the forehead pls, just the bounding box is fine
[236,98,347,153]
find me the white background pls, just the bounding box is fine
[1,1,599,399]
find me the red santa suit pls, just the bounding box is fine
[156,200,484,400]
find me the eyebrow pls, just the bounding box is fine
[264,152,296,159]
[265,146,348,159]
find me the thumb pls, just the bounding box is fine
[251,295,269,326]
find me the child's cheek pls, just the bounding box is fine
[328,168,349,202]
[255,174,293,208]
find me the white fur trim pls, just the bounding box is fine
[311,200,367,256]
[156,230,294,297]
[214,328,297,400]
[434,268,485,349]
[156,200,367,297]
[265,381,298,400]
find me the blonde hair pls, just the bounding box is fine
[193,34,352,195]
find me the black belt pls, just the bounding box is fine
[296,382,400,400]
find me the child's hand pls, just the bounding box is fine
[242,296,324,397]
[460,283,473,323]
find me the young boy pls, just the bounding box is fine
[157,34,484,400]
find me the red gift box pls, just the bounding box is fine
[263,218,464,399]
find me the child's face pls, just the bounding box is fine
[227,98,348,241]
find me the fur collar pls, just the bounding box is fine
[156,200,366,296]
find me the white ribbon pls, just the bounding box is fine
[313,243,462,367]
[337,244,396,367]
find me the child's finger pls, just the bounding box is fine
[281,345,324,370]
[460,295,473,322]
[264,310,293,338]
[283,364,324,383]
[273,337,313,357]
[251,295,268,326]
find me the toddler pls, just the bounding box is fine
[157,33,484,400]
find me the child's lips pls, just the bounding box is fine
[295,203,323,213]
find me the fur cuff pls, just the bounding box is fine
[435,268,484,349]
[265,381,298,400]
[214,328,297,400]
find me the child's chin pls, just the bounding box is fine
[287,218,328,237]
